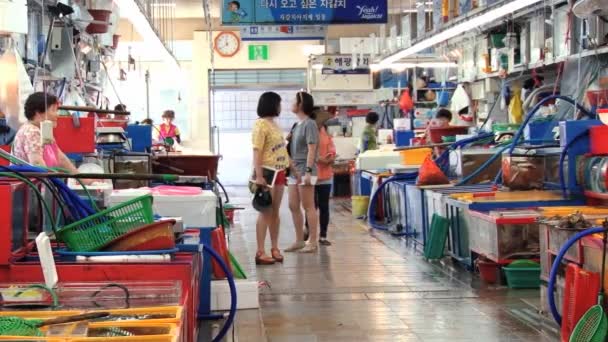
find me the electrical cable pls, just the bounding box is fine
[547,226,606,325]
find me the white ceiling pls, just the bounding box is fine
[174,0,416,19]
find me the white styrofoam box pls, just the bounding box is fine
[333,137,358,160]
[393,118,410,130]
[109,189,217,228]
[211,280,259,311]
[471,81,486,100]
[356,149,402,170]
[153,191,217,228]
[378,129,393,144]
[484,78,501,94]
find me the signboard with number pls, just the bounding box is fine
[222,0,388,25]
[321,55,370,75]
[248,44,269,60]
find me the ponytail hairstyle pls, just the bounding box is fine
[296,91,315,119]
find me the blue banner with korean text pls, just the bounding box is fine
[222,0,388,25]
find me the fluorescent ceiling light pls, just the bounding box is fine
[371,62,457,70]
[403,9,433,12]
[381,0,542,65]
[116,0,179,70]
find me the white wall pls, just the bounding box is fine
[192,31,317,151]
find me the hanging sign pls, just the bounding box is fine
[240,25,326,41]
[321,54,371,75]
[222,0,388,25]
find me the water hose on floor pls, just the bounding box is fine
[202,243,237,342]
[547,227,606,325]
[367,172,418,231]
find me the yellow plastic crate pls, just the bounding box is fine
[539,206,608,216]
[67,322,177,341]
[85,306,183,325]
[71,337,176,342]
[0,310,83,319]
[0,338,67,341]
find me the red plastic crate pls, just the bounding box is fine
[561,263,600,342]
[590,125,608,155]
[54,117,95,153]
[0,146,9,166]
[428,126,469,143]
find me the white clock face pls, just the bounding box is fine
[216,33,239,57]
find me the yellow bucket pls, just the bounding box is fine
[351,196,370,217]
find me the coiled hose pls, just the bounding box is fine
[547,226,606,325]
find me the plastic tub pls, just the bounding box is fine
[351,196,369,218]
[476,260,500,284]
[503,260,541,288]
[400,148,431,166]
[428,126,469,143]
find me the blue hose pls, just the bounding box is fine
[367,172,418,231]
[547,227,606,325]
[508,95,594,156]
[6,165,95,219]
[559,131,589,198]
[456,145,511,186]
[202,243,237,342]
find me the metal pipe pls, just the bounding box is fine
[145,70,151,119]
[58,106,130,115]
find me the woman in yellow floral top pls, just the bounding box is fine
[251,92,290,265]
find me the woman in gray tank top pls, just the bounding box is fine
[284,91,320,253]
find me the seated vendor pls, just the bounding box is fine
[11,92,86,177]
[155,110,182,145]
[425,108,453,145]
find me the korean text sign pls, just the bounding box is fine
[222,0,388,25]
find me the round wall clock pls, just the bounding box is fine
[214,31,240,57]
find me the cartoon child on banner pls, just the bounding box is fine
[228,1,248,23]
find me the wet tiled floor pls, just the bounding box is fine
[223,187,556,342]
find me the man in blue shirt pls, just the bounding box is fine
[0,112,16,145]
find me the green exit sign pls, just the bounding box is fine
[248,45,269,61]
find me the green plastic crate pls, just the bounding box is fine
[56,195,154,252]
[503,261,541,289]
[424,214,449,260]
